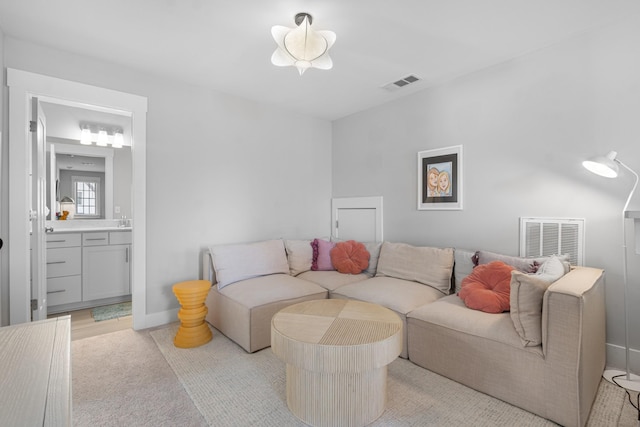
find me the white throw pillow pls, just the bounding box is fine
[284,239,313,276]
[210,239,290,290]
[535,255,566,283]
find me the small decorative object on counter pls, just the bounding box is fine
[59,196,76,220]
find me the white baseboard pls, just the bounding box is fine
[133,308,179,331]
[606,342,640,375]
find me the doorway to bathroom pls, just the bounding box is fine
[7,69,148,329]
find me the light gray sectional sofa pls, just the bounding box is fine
[202,238,605,427]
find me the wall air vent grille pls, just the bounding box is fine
[382,75,421,91]
[519,217,585,266]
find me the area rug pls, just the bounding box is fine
[72,328,207,427]
[150,324,627,426]
[91,302,132,322]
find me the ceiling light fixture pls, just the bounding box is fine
[96,129,108,147]
[80,127,92,145]
[271,12,336,76]
[79,124,125,148]
[112,131,124,149]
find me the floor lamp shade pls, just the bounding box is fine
[583,151,640,391]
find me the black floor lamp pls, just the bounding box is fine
[583,150,640,391]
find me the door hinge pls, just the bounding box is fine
[29,120,37,132]
[335,220,339,229]
[31,299,38,311]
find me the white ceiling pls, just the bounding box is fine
[1,0,639,121]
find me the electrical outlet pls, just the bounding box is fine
[115,206,121,214]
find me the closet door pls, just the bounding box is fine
[331,197,383,242]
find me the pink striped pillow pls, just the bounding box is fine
[311,239,336,271]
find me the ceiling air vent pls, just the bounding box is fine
[382,75,421,91]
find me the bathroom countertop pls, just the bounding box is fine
[46,226,132,234]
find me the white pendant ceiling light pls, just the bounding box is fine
[271,12,336,76]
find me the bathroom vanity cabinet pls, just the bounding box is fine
[46,229,131,313]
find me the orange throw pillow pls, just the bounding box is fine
[458,261,514,313]
[330,241,370,274]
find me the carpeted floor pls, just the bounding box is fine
[72,326,207,426]
[72,324,639,426]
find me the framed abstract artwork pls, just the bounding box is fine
[417,145,463,210]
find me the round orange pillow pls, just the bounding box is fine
[330,240,370,274]
[458,261,514,313]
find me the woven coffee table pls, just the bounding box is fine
[271,299,402,427]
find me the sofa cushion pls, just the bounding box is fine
[216,273,327,307]
[375,242,454,295]
[333,276,446,358]
[311,239,336,271]
[296,270,369,292]
[509,271,553,347]
[284,239,313,276]
[330,240,370,274]
[474,250,540,273]
[509,256,566,347]
[458,261,514,313]
[407,294,541,354]
[210,239,290,290]
[207,274,328,353]
[475,250,571,274]
[454,248,477,293]
[362,242,383,276]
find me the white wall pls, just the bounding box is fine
[1,37,332,317]
[0,28,6,325]
[333,15,640,371]
[113,147,132,219]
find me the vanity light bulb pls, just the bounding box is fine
[112,132,124,148]
[80,128,92,145]
[97,130,108,147]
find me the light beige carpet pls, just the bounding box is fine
[149,324,635,426]
[72,327,207,426]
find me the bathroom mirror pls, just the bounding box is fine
[42,102,132,220]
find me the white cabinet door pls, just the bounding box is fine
[82,245,130,301]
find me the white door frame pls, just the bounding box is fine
[8,69,148,329]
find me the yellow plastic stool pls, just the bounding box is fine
[172,280,213,348]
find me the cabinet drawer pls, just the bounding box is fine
[82,232,109,246]
[46,247,81,278]
[109,231,132,245]
[47,276,82,306]
[46,233,81,248]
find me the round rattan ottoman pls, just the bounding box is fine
[271,299,402,427]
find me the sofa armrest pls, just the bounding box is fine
[542,266,605,355]
[541,266,605,426]
[200,249,216,284]
[547,266,604,298]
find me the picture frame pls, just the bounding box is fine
[417,145,463,210]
